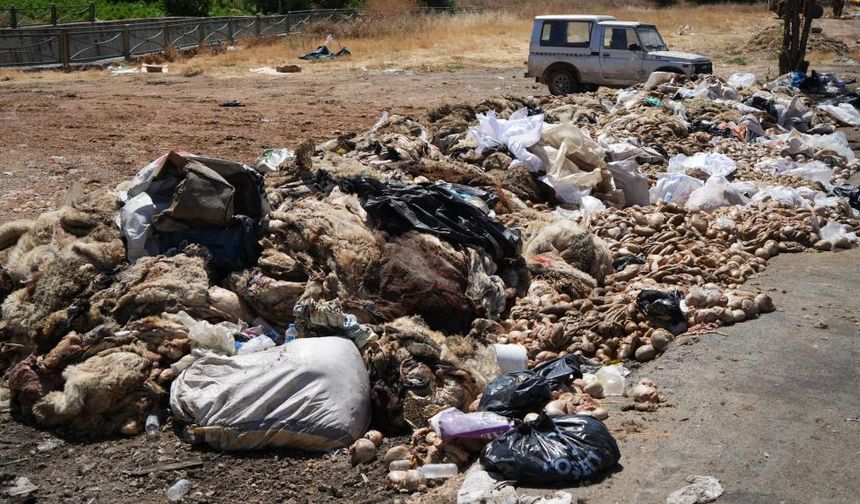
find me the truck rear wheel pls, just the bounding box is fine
[547,69,579,96]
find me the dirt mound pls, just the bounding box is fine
[748,24,849,55]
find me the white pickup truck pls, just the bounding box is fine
[526,15,713,95]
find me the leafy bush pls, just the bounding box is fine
[163,0,212,15]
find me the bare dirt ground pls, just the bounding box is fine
[1,9,860,504]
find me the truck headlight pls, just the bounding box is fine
[694,62,713,74]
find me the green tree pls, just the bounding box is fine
[163,0,213,16]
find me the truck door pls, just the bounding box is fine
[599,27,645,85]
[535,20,599,78]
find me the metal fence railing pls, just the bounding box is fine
[0,9,360,67]
[1,3,95,29]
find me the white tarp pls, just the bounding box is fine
[776,130,855,162]
[819,220,858,243]
[774,96,814,131]
[818,103,860,126]
[727,72,756,89]
[685,175,748,212]
[756,158,833,187]
[470,108,544,172]
[668,152,737,178]
[749,185,811,209]
[532,123,609,204]
[607,159,650,207]
[650,173,703,205]
[170,337,370,451]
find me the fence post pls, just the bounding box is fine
[87,2,94,23]
[60,28,70,69]
[198,20,205,46]
[9,7,18,29]
[122,24,130,59]
[227,19,234,43]
[50,4,58,26]
[255,14,261,38]
[163,22,170,49]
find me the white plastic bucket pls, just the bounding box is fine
[492,344,528,374]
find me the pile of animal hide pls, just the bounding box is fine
[1,71,858,443]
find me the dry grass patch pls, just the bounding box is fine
[171,3,767,77]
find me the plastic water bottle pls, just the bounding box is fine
[285,323,298,343]
[389,460,411,471]
[416,463,458,479]
[166,479,190,502]
[145,414,159,438]
[595,366,625,396]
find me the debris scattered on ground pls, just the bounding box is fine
[276,64,302,73]
[1,67,858,497]
[666,475,724,504]
[4,476,38,498]
[299,45,352,61]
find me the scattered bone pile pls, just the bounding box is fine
[0,72,858,483]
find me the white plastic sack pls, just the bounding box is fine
[692,78,739,101]
[254,148,295,173]
[668,152,736,178]
[749,185,810,209]
[755,157,795,174]
[535,122,606,171]
[119,192,158,261]
[170,337,370,451]
[553,196,606,220]
[644,71,677,91]
[539,171,604,205]
[664,100,689,123]
[117,154,172,261]
[685,175,748,212]
[470,108,544,172]
[727,72,757,89]
[818,103,860,126]
[176,311,236,357]
[616,88,642,109]
[604,142,641,161]
[650,173,703,205]
[781,160,833,187]
[607,159,650,207]
[776,130,855,162]
[533,123,608,203]
[774,96,814,131]
[819,220,857,243]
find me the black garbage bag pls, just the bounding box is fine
[479,355,582,418]
[299,45,352,60]
[533,354,583,387]
[478,371,553,419]
[481,413,621,485]
[637,289,687,334]
[611,254,645,272]
[340,176,522,261]
[299,45,334,60]
[831,184,860,211]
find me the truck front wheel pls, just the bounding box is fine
[547,69,579,96]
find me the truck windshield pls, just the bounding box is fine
[636,26,667,51]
